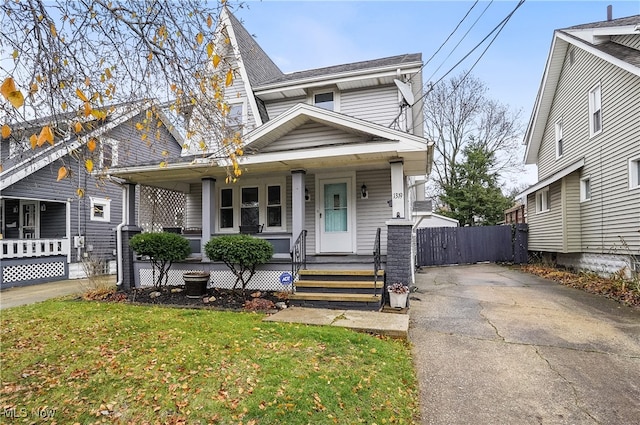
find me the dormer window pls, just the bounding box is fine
[314,91,335,111]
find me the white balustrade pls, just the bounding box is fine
[1,238,70,259]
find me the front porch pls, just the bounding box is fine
[1,238,70,288]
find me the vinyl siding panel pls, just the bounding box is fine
[185,183,203,230]
[341,85,400,126]
[611,35,640,50]
[112,113,182,166]
[260,122,368,153]
[527,181,563,252]
[265,98,305,120]
[563,173,581,252]
[533,43,640,254]
[355,169,390,255]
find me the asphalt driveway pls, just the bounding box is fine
[409,264,640,425]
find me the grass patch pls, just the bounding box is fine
[1,300,419,424]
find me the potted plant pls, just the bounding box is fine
[388,282,410,308]
[183,271,210,298]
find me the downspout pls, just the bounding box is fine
[108,175,127,287]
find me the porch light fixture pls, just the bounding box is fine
[40,204,46,212]
[13,205,18,214]
[361,184,368,199]
[305,187,310,202]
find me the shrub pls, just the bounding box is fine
[204,234,274,293]
[129,232,191,288]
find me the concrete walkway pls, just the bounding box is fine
[0,276,115,309]
[410,264,640,425]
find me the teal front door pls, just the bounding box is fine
[319,178,353,253]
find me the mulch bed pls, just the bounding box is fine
[86,286,290,312]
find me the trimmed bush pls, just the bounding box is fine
[204,234,274,292]
[129,232,191,288]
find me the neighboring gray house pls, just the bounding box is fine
[108,8,434,308]
[0,101,183,288]
[520,15,640,276]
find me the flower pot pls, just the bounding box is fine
[389,291,408,308]
[183,272,210,298]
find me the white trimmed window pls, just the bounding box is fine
[225,100,246,136]
[555,119,563,158]
[90,197,111,222]
[218,179,286,232]
[100,139,118,168]
[580,176,591,201]
[630,156,640,190]
[589,84,602,137]
[312,90,339,111]
[535,187,549,213]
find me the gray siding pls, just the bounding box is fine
[532,43,640,254]
[265,98,305,120]
[562,173,581,252]
[304,174,316,256]
[341,85,400,126]
[261,122,368,153]
[611,35,640,50]
[355,169,390,255]
[527,181,563,252]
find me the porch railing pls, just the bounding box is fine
[373,227,381,296]
[1,238,70,259]
[290,229,307,281]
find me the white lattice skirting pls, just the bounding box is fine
[138,268,293,292]
[2,261,66,284]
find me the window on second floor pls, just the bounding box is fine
[589,84,602,137]
[630,156,640,190]
[225,101,245,136]
[535,187,549,213]
[314,91,335,111]
[580,176,591,202]
[554,119,563,158]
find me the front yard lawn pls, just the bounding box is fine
[1,300,418,424]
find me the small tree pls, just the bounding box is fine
[129,232,191,288]
[204,235,273,293]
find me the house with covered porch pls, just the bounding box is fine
[108,8,434,309]
[0,101,183,288]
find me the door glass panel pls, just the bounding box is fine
[324,183,347,232]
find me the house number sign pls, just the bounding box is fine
[393,192,403,199]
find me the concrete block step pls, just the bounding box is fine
[289,292,381,303]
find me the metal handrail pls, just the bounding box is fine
[290,229,307,289]
[373,227,381,296]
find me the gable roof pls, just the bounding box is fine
[0,100,181,191]
[523,15,640,164]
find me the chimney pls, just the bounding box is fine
[607,5,612,21]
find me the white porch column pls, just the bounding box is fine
[291,169,306,248]
[201,178,216,257]
[390,159,405,219]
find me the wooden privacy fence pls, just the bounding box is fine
[416,224,528,267]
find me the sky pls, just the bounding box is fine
[230,0,640,188]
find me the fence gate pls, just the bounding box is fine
[416,224,528,267]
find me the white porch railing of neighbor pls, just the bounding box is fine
[1,238,70,259]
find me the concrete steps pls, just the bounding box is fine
[290,269,384,311]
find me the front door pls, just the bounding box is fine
[319,178,354,253]
[20,201,38,239]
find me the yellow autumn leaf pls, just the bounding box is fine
[161,150,169,157]
[135,122,144,130]
[90,109,107,120]
[37,126,54,147]
[105,68,112,79]
[12,49,18,59]
[7,91,24,108]
[57,166,68,181]
[207,14,213,28]
[83,102,91,117]
[74,121,83,133]
[147,52,153,61]
[196,32,204,45]
[1,124,11,139]
[85,159,94,173]
[207,42,214,58]
[61,101,68,111]
[225,69,233,87]
[76,188,84,198]
[159,161,167,168]
[87,138,97,152]
[212,54,221,68]
[1,77,17,98]
[50,23,57,38]
[30,134,37,149]
[75,88,89,102]
[84,76,90,86]
[29,82,38,94]
[141,133,147,141]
